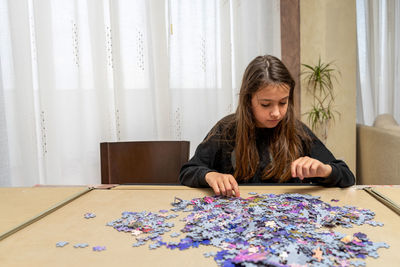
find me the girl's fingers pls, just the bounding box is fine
[217,180,226,196]
[291,157,332,179]
[223,178,233,197]
[291,158,301,177]
[292,156,319,179]
[205,172,240,197]
[310,161,320,176]
[295,157,308,179]
[230,177,240,197]
[210,181,220,195]
[302,159,314,177]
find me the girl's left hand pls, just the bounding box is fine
[291,156,332,180]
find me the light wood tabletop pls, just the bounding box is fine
[0,185,399,266]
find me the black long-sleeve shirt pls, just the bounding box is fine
[179,115,355,188]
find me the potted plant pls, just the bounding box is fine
[301,57,340,143]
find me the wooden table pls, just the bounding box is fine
[0,185,399,266]
[0,186,88,234]
[369,186,400,203]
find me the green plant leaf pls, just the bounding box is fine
[301,56,341,133]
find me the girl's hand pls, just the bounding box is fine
[205,172,240,197]
[291,156,332,180]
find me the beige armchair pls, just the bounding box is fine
[356,114,400,185]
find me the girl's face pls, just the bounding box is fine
[251,83,290,128]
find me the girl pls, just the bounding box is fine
[179,55,355,197]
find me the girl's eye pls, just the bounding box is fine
[260,102,286,107]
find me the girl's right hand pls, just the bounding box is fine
[204,172,240,197]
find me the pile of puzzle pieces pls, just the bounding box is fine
[106,193,389,266]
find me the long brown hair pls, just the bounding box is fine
[232,55,311,182]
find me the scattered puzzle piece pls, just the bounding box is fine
[74,243,89,248]
[56,241,69,247]
[170,232,180,238]
[84,213,96,219]
[92,246,106,251]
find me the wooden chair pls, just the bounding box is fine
[100,141,190,184]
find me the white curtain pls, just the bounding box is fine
[356,0,400,125]
[0,0,280,186]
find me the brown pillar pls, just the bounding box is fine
[280,0,301,117]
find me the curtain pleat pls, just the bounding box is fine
[356,0,400,125]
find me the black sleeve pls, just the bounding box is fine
[179,115,236,188]
[304,126,355,188]
[178,135,219,188]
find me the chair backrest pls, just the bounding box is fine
[100,141,190,184]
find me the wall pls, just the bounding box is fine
[300,0,357,174]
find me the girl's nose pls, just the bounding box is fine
[270,106,280,118]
